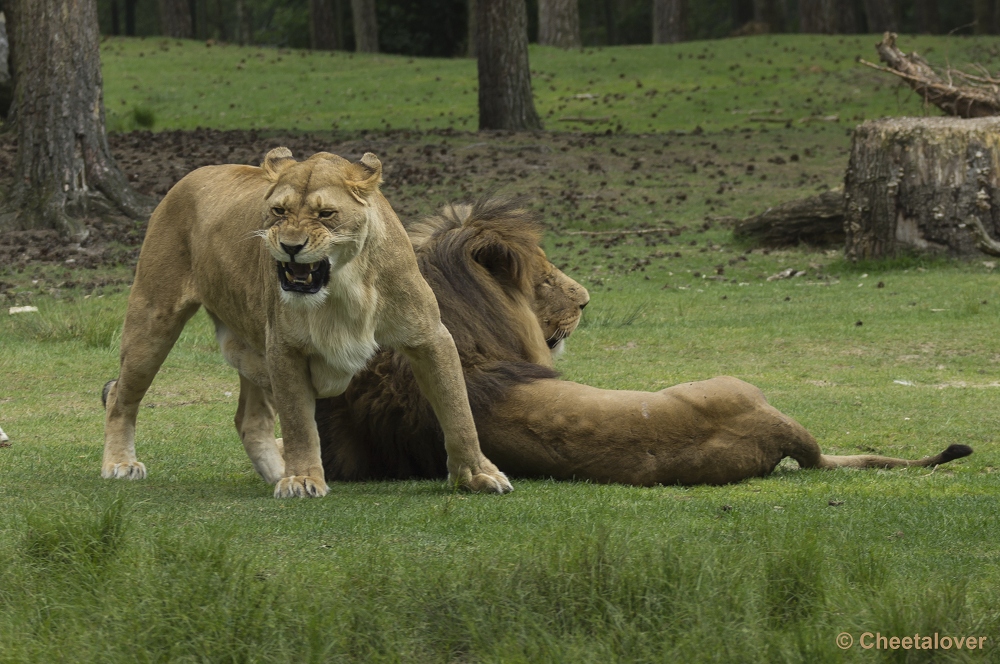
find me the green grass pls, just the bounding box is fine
[1,263,997,662]
[100,33,1000,134]
[1,34,999,662]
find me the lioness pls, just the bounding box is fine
[102,148,512,497]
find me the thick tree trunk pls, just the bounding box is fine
[652,0,685,43]
[310,0,338,50]
[350,0,378,53]
[844,117,1000,260]
[110,0,120,35]
[2,0,153,238]
[477,0,542,131]
[158,0,192,38]
[733,189,845,247]
[539,0,580,48]
[861,0,899,32]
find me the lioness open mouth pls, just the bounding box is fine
[277,259,331,294]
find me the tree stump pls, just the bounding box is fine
[844,117,1000,260]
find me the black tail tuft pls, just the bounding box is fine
[939,444,974,463]
[101,379,117,409]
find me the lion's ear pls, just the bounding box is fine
[471,231,529,291]
[261,147,295,181]
[345,152,383,203]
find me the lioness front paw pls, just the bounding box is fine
[102,461,147,480]
[274,475,329,498]
[449,461,513,494]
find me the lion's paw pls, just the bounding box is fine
[102,461,147,480]
[450,463,513,494]
[274,475,329,498]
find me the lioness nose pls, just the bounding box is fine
[580,300,588,310]
[280,242,305,259]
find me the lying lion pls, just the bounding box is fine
[315,198,973,485]
[102,149,511,497]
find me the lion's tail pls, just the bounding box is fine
[814,444,973,470]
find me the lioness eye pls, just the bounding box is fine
[318,209,335,219]
[271,206,285,216]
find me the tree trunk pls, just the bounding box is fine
[2,0,153,238]
[538,0,580,48]
[110,0,120,35]
[602,0,616,44]
[350,0,378,53]
[914,0,939,33]
[752,0,786,33]
[477,0,542,131]
[235,0,251,44]
[125,0,136,36]
[0,10,10,119]
[158,0,192,38]
[466,0,476,57]
[974,0,995,34]
[310,0,338,50]
[733,189,845,247]
[800,0,856,33]
[861,0,899,32]
[652,0,685,43]
[844,117,1000,260]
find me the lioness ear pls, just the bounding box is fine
[471,231,529,291]
[261,147,294,181]
[345,152,383,204]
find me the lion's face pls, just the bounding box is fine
[531,250,589,357]
[261,151,382,303]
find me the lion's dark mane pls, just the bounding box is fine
[317,198,558,480]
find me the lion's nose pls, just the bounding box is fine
[280,242,305,260]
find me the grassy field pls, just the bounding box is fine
[2,34,999,662]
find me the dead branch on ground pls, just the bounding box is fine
[858,33,1000,118]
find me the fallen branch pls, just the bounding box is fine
[733,189,845,248]
[967,215,1000,256]
[564,226,677,236]
[861,32,1000,118]
[558,116,610,124]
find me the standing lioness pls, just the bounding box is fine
[102,148,512,497]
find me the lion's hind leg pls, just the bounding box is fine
[103,294,200,479]
[234,375,285,484]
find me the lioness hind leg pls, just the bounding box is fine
[103,296,199,479]
[234,375,285,484]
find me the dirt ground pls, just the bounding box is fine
[0,125,850,300]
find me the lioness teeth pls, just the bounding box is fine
[285,270,294,281]
[306,273,313,285]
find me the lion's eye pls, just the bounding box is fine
[318,209,335,219]
[271,206,286,216]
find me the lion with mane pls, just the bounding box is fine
[318,198,972,484]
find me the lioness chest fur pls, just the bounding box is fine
[101,148,512,497]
